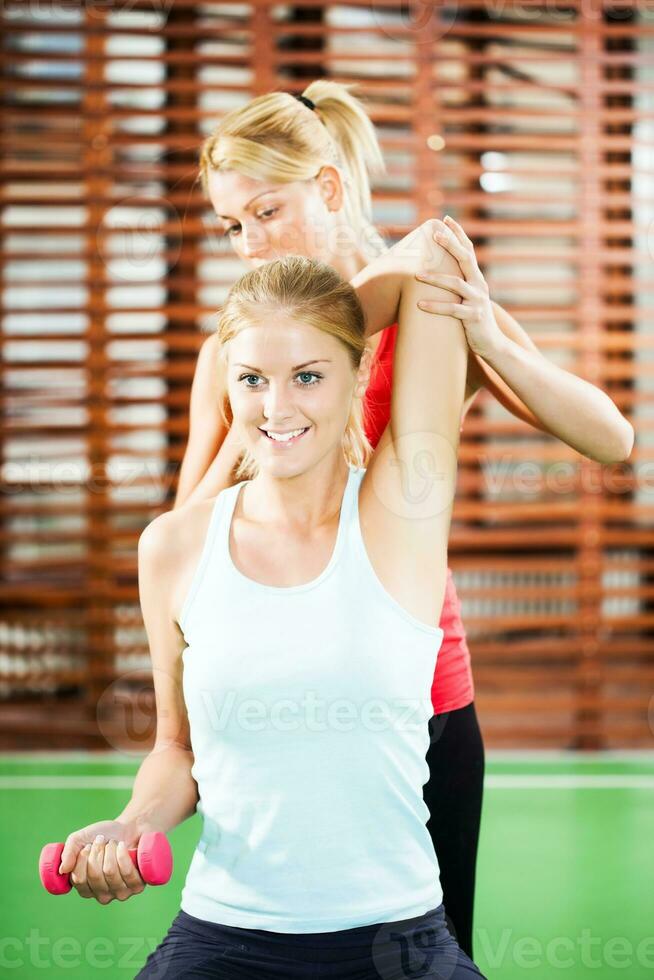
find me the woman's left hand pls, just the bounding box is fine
[415,215,507,362]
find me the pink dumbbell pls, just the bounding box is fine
[39,831,173,895]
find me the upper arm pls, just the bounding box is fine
[360,221,468,625]
[138,514,192,751]
[175,333,228,508]
[388,221,468,462]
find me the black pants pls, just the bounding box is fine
[423,702,485,960]
[135,904,486,979]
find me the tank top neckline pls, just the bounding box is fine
[223,465,359,596]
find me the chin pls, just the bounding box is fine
[254,450,317,482]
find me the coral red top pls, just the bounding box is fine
[362,323,474,715]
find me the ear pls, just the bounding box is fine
[316,164,345,212]
[354,346,373,398]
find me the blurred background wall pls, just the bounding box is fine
[1,0,652,750]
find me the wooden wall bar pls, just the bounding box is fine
[0,1,651,748]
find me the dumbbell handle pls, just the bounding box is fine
[39,831,173,895]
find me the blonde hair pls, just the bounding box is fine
[199,79,389,260]
[216,254,373,481]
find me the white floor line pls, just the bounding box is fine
[487,750,654,761]
[0,751,145,761]
[485,774,654,789]
[0,776,135,789]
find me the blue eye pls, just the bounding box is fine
[237,372,323,389]
[296,372,322,386]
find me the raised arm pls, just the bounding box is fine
[359,220,468,627]
[473,328,634,463]
[427,216,634,463]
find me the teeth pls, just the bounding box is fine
[267,428,306,442]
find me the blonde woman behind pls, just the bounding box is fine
[175,81,633,960]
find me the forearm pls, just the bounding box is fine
[483,335,634,463]
[174,333,229,509]
[115,743,198,837]
[180,424,243,506]
[491,299,541,354]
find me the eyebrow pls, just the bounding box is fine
[234,360,332,373]
[216,189,279,221]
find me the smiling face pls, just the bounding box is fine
[207,168,347,269]
[226,317,367,480]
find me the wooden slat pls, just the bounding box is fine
[1,0,651,749]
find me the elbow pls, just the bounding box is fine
[419,218,461,276]
[620,421,635,462]
[593,419,635,464]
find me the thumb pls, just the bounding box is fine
[58,835,86,875]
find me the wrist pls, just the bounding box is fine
[115,807,162,838]
[477,329,513,367]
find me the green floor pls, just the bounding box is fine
[2,753,653,978]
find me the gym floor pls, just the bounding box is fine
[3,752,653,979]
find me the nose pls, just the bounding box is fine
[262,382,295,424]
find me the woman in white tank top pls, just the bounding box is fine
[131,228,488,978]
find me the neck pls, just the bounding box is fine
[244,452,351,532]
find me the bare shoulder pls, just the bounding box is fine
[196,331,224,391]
[198,330,221,364]
[139,498,218,627]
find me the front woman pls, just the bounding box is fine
[55,222,486,976]
[129,223,489,975]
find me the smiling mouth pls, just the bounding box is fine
[259,427,310,446]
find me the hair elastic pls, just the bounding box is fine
[295,93,316,111]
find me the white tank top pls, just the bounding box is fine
[178,464,444,933]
